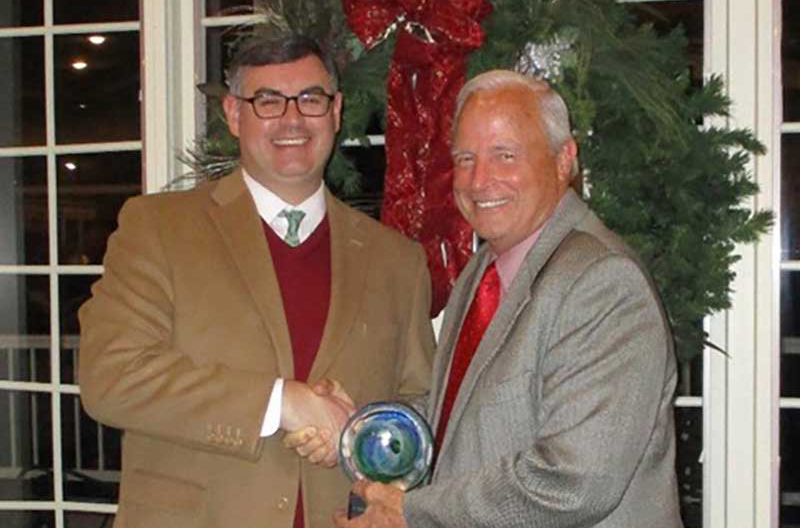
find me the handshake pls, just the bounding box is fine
[279,381,430,527]
[280,378,355,467]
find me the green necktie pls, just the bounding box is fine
[279,209,306,247]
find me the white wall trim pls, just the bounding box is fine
[141,0,172,193]
[706,1,779,527]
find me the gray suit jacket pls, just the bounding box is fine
[405,190,683,527]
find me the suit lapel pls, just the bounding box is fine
[428,253,488,431]
[207,171,294,379]
[307,191,370,381]
[434,190,590,463]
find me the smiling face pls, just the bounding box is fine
[222,54,342,204]
[451,85,577,255]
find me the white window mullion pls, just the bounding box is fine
[759,0,781,524]
[174,1,202,178]
[0,501,117,514]
[43,1,66,527]
[704,0,730,525]
[759,1,781,526]
[200,14,261,28]
[781,398,800,410]
[704,311,729,528]
[141,0,172,193]
[749,0,779,525]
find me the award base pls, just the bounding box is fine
[347,492,366,519]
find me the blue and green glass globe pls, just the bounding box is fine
[339,402,433,490]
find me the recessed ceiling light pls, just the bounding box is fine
[65,162,77,171]
[88,35,106,45]
[72,60,88,70]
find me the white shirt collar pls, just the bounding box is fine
[242,170,327,245]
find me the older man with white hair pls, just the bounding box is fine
[331,70,683,528]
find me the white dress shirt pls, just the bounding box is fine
[242,170,327,436]
[243,170,326,244]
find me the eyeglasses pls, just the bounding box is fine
[234,91,336,119]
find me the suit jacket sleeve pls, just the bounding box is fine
[405,254,673,527]
[78,196,273,461]
[393,244,436,407]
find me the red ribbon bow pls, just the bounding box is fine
[343,0,493,316]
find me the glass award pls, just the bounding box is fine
[338,402,433,518]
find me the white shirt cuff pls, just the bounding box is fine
[260,378,284,437]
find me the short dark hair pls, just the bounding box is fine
[225,34,339,95]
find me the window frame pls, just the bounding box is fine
[0,1,782,526]
[0,1,141,525]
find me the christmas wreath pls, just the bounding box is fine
[182,0,772,363]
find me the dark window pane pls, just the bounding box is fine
[57,151,141,265]
[60,275,100,358]
[60,272,89,386]
[54,32,140,144]
[0,273,51,382]
[0,2,43,27]
[0,157,48,265]
[0,335,50,384]
[781,271,800,397]
[53,1,138,24]
[206,0,257,16]
[0,510,54,528]
[340,145,386,219]
[782,135,800,260]
[0,390,53,500]
[782,409,800,525]
[62,394,120,504]
[60,334,80,386]
[675,405,702,528]
[675,352,703,398]
[0,274,50,336]
[65,511,114,528]
[627,0,704,86]
[206,26,238,90]
[784,0,800,122]
[0,37,46,147]
[204,25,238,142]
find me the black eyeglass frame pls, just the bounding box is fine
[233,91,337,119]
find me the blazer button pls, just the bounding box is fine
[277,497,289,510]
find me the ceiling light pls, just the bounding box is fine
[72,60,88,70]
[64,162,77,171]
[88,35,106,45]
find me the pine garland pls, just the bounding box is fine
[183,0,772,362]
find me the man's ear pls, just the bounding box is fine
[557,139,578,182]
[222,94,241,138]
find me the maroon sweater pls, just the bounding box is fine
[262,217,332,528]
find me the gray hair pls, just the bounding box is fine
[225,34,339,96]
[453,70,574,155]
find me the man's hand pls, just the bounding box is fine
[281,379,355,467]
[333,480,407,528]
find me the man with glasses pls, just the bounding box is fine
[78,35,435,528]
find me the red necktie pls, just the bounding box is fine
[434,261,501,454]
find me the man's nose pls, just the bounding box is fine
[470,160,492,190]
[281,98,304,122]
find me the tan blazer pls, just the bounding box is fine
[78,170,435,528]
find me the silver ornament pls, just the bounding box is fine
[516,36,574,81]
